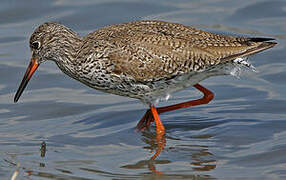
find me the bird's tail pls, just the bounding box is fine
[222,37,277,62]
[225,37,277,78]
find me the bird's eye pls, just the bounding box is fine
[31,41,41,49]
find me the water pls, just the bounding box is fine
[1,0,286,179]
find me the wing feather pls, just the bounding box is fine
[82,20,276,82]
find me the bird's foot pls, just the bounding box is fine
[136,109,154,132]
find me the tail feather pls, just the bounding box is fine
[222,38,277,62]
[248,37,276,42]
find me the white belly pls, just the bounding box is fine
[140,57,256,105]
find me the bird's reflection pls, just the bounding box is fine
[190,148,216,171]
[33,119,216,176]
[145,132,166,174]
[125,127,216,175]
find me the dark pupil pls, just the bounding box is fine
[32,42,40,49]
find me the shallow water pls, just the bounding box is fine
[1,0,286,179]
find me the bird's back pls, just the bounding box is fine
[73,20,276,104]
[80,20,276,82]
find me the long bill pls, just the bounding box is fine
[14,58,39,103]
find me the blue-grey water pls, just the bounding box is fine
[1,0,286,179]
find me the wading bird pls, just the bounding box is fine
[14,20,276,160]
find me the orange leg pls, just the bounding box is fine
[149,105,166,169]
[136,83,214,131]
[137,83,213,170]
[150,106,165,135]
[136,109,153,132]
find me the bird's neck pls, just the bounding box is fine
[53,33,82,78]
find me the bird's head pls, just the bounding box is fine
[14,22,80,102]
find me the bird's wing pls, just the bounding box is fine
[84,20,276,82]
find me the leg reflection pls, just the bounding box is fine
[137,106,167,174]
[148,132,166,175]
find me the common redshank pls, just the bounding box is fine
[14,20,276,138]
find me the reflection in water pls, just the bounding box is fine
[150,134,166,161]
[190,149,216,171]
[122,130,216,175]
[133,83,216,174]
[8,124,217,179]
[145,132,166,174]
[40,141,46,158]
[26,170,74,179]
[40,141,46,167]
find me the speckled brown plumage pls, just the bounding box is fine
[15,20,277,105]
[79,20,275,82]
[13,20,277,156]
